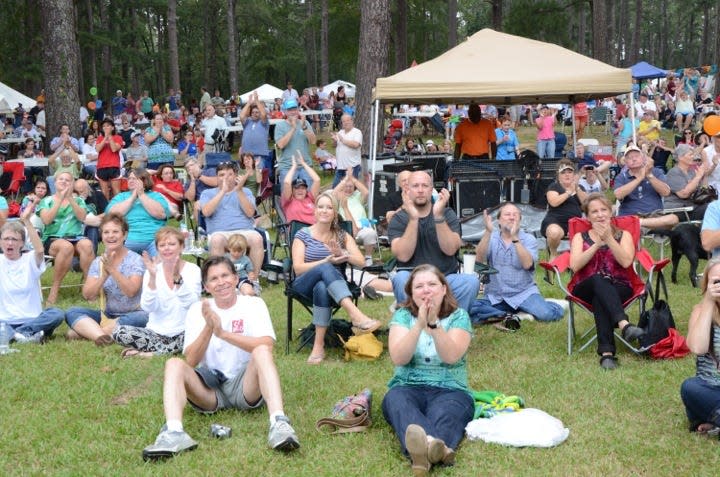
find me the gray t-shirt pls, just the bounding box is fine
[387,208,461,276]
[664,166,695,209]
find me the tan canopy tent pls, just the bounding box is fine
[368,28,633,216]
[373,28,631,105]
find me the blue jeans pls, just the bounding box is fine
[392,271,479,313]
[471,293,563,322]
[4,308,65,337]
[537,139,556,159]
[278,167,313,190]
[332,165,362,188]
[382,385,474,455]
[291,263,352,326]
[65,306,149,328]
[124,240,158,257]
[680,376,720,430]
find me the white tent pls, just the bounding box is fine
[0,81,36,114]
[323,80,356,98]
[240,83,283,104]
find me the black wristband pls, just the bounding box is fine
[512,239,520,244]
[427,322,438,329]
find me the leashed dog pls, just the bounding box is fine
[652,223,707,287]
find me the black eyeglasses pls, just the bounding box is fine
[684,131,692,135]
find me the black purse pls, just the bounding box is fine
[691,185,717,205]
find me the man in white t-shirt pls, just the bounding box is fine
[331,114,362,187]
[634,93,658,120]
[142,256,299,460]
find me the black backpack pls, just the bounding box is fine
[637,300,675,349]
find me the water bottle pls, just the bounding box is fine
[180,223,191,251]
[0,321,11,354]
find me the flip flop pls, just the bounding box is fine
[94,334,114,347]
[352,319,382,335]
[121,348,140,359]
[362,285,381,300]
[306,354,325,365]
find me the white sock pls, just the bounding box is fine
[166,420,183,433]
[269,411,285,425]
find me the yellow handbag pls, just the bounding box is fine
[340,333,383,361]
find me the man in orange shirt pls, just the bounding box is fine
[454,103,496,159]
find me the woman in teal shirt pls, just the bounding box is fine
[106,169,169,257]
[382,264,474,477]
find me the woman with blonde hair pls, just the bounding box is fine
[291,190,381,364]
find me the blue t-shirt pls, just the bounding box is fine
[241,118,270,156]
[198,187,256,234]
[613,167,667,216]
[274,119,313,172]
[183,167,217,198]
[702,200,720,258]
[387,307,472,394]
[177,139,198,158]
[494,128,519,160]
[106,191,170,244]
[0,196,7,211]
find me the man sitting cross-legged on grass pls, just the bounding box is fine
[142,256,300,461]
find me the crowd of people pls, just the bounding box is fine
[3,74,720,475]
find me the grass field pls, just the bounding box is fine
[2,124,716,476]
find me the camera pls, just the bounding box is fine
[584,165,594,171]
[210,424,232,439]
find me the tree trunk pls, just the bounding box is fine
[618,0,627,65]
[714,4,720,97]
[394,0,407,72]
[98,0,111,100]
[320,0,329,85]
[129,7,140,95]
[355,0,391,156]
[490,0,502,31]
[658,0,667,66]
[448,0,457,48]
[168,0,181,92]
[305,0,316,87]
[699,1,709,65]
[576,2,586,56]
[40,0,81,138]
[73,2,85,102]
[606,0,615,65]
[84,0,97,97]
[629,0,641,65]
[591,0,608,62]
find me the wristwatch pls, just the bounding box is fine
[647,173,655,179]
[427,322,438,329]
[512,239,520,244]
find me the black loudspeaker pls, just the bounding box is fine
[454,180,501,218]
[373,172,399,219]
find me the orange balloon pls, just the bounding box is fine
[704,115,720,136]
[87,101,96,111]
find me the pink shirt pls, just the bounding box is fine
[536,115,555,140]
[282,193,316,225]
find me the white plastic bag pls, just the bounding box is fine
[465,408,569,448]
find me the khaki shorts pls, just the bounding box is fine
[191,365,265,413]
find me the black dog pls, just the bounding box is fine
[652,223,708,287]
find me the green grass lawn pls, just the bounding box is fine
[1,124,712,475]
[1,237,717,476]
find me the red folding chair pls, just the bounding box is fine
[540,215,665,355]
[2,162,26,201]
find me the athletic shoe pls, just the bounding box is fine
[268,416,300,451]
[13,331,44,344]
[142,428,198,461]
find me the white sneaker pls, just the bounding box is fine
[13,330,44,344]
[516,312,535,321]
[142,428,198,460]
[268,416,300,451]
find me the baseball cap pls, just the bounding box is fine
[674,144,693,158]
[116,89,122,94]
[558,163,575,173]
[623,144,642,156]
[131,131,142,139]
[578,157,597,169]
[282,99,299,110]
[292,177,308,188]
[425,139,434,147]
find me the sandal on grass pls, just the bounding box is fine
[94,334,114,347]
[121,348,140,359]
[306,354,324,365]
[352,319,382,335]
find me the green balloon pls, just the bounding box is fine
[89,86,97,96]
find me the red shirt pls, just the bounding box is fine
[97,134,124,169]
[152,177,184,207]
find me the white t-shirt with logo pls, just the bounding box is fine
[183,296,276,379]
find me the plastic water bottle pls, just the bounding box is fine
[180,223,191,251]
[0,321,11,354]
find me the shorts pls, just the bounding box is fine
[44,236,85,254]
[209,229,261,245]
[540,217,569,237]
[355,227,378,246]
[190,365,265,413]
[96,167,121,181]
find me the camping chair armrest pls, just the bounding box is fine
[636,248,670,274]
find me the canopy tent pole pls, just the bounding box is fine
[628,93,637,145]
[368,99,380,220]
